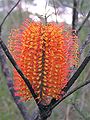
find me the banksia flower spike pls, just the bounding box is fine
[8,19,79,105]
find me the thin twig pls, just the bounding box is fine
[77,11,90,33]
[0,0,21,28]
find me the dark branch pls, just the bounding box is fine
[62,51,90,93]
[49,79,90,111]
[72,0,78,30]
[77,11,90,33]
[0,38,38,103]
[0,0,21,28]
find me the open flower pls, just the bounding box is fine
[8,19,79,105]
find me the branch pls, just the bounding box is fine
[0,40,38,101]
[77,11,90,33]
[40,78,90,118]
[0,47,43,120]
[49,49,90,111]
[62,50,90,93]
[0,0,41,119]
[0,0,21,28]
[0,0,49,119]
[0,46,32,120]
[49,79,90,112]
[72,0,78,30]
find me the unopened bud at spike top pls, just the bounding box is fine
[8,19,79,105]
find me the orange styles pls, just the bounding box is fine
[8,19,79,105]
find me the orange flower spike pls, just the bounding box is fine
[8,20,79,105]
[43,23,69,100]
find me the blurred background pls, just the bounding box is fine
[0,0,90,120]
